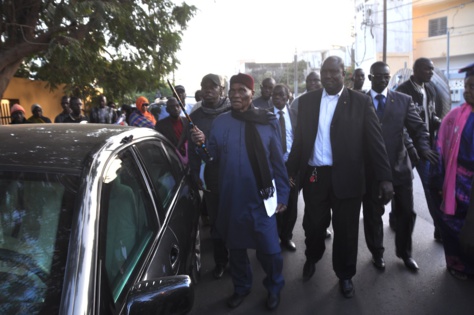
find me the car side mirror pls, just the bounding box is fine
[126,275,194,315]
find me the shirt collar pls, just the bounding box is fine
[274,104,289,115]
[370,88,388,99]
[322,86,344,98]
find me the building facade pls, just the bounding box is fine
[413,0,474,106]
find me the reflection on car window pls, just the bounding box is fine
[135,141,180,219]
[101,150,157,303]
[0,171,76,314]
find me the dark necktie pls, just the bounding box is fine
[278,110,287,153]
[375,94,386,120]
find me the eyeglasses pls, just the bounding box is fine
[142,103,149,106]
[370,74,391,80]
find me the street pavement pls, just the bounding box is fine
[189,173,474,315]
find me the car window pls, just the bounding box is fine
[0,171,77,314]
[100,149,158,304]
[135,141,181,219]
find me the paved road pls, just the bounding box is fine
[189,173,474,315]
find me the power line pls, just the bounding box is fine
[371,0,423,14]
[372,0,474,26]
[371,23,474,34]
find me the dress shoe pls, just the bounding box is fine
[448,267,468,280]
[302,260,316,281]
[213,264,225,279]
[325,229,332,239]
[403,257,419,271]
[227,292,249,309]
[339,279,355,298]
[281,239,297,251]
[372,256,386,270]
[266,293,280,310]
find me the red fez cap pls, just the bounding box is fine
[230,73,254,91]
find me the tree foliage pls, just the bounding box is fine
[0,0,196,104]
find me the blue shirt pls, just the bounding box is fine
[273,105,293,162]
[370,89,388,110]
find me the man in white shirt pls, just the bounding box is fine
[286,56,393,298]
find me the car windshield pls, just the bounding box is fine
[0,170,77,314]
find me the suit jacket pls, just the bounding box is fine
[269,105,297,133]
[270,105,298,169]
[396,77,442,144]
[253,96,273,109]
[286,87,392,199]
[155,116,189,154]
[367,90,431,185]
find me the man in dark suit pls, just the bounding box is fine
[155,97,188,159]
[271,84,299,252]
[395,57,443,241]
[363,61,439,273]
[286,56,394,298]
[253,77,276,109]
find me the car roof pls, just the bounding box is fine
[0,124,160,174]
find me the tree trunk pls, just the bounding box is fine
[0,58,24,100]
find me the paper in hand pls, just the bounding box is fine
[264,179,277,217]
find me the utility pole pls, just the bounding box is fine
[446,29,450,80]
[293,50,298,98]
[382,0,387,63]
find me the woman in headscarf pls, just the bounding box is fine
[129,96,155,128]
[431,63,474,280]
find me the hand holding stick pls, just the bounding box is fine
[167,79,213,161]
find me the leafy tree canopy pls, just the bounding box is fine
[0,0,196,105]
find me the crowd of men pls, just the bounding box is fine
[188,56,473,311]
[9,56,474,311]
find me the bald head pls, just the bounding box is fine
[321,56,346,95]
[260,77,276,100]
[352,68,365,90]
[413,58,434,84]
[306,72,322,92]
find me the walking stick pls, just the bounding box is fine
[167,79,213,161]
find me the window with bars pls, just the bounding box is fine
[429,17,447,37]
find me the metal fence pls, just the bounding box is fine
[1,100,11,125]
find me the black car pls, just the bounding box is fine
[0,124,201,314]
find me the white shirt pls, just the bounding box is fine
[421,86,429,132]
[370,89,388,110]
[309,87,344,166]
[273,105,293,162]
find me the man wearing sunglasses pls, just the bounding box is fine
[362,61,438,272]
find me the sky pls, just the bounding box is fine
[173,0,355,93]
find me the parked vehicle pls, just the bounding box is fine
[0,124,201,314]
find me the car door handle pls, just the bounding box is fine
[170,244,180,269]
